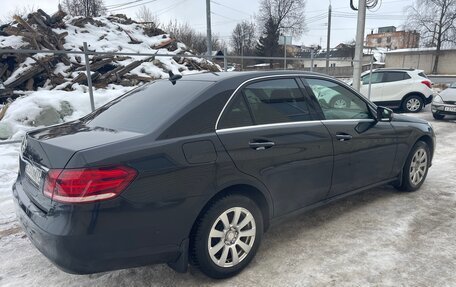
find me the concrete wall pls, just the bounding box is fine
[385,49,456,74]
[304,64,384,78]
[300,55,372,69]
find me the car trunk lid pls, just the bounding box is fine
[19,121,142,212]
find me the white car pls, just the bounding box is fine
[358,69,434,113]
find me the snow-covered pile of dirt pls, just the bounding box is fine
[0,11,219,93]
[0,11,220,141]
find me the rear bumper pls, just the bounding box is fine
[12,181,185,274]
[424,95,433,105]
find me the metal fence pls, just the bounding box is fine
[0,43,377,146]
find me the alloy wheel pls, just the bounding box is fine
[333,99,348,109]
[409,148,428,186]
[406,98,421,112]
[208,207,256,268]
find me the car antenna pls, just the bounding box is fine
[168,71,182,85]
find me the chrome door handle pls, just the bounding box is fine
[335,133,353,141]
[249,141,275,150]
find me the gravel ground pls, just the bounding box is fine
[1,108,455,287]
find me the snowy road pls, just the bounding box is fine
[1,110,455,287]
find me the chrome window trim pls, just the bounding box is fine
[214,73,375,131]
[216,119,374,134]
[214,74,337,131]
[216,120,321,134]
[321,119,375,124]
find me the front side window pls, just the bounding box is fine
[362,72,384,85]
[242,78,313,125]
[306,78,373,120]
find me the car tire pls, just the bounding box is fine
[329,96,350,109]
[433,113,445,120]
[191,194,263,279]
[402,95,424,113]
[395,141,430,192]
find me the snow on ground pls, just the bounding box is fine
[1,84,133,140]
[0,143,19,233]
[1,105,456,286]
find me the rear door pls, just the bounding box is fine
[380,71,411,102]
[216,77,333,216]
[304,77,397,197]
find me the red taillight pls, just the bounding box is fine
[43,166,137,203]
[421,80,432,89]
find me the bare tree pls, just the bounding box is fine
[231,21,256,56]
[63,0,107,17]
[407,0,456,73]
[256,0,306,66]
[162,20,222,54]
[1,5,36,24]
[135,5,159,29]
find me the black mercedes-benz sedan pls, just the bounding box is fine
[13,71,435,279]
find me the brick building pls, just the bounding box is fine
[366,26,420,50]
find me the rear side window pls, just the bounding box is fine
[242,78,312,125]
[83,80,213,133]
[218,94,253,129]
[418,72,428,79]
[384,72,409,82]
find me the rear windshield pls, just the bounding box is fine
[418,72,428,79]
[83,80,213,133]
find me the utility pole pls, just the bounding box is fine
[284,37,287,70]
[241,38,244,71]
[325,4,332,74]
[206,0,212,59]
[310,48,315,72]
[352,0,367,92]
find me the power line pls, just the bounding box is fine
[105,0,145,9]
[154,0,188,16]
[211,11,240,22]
[210,0,251,16]
[108,0,158,12]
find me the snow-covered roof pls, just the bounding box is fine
[386,47,456,53]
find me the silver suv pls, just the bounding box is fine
[359,68,434,113]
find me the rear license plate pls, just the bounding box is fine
[444,106,456,112]
[25,163,42,186]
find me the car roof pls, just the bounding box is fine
[374,68,423,73]
[178,70,328,83]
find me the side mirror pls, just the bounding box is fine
[376,106,393,122]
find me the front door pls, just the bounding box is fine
[305,77,397,197]
[360,71,384,101]
[216,77,333,216]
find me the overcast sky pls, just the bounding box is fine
[2,0,412,47]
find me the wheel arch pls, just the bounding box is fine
[394,135,433,191]
[186,183,272,265]
[416,135,434,162]
[401,92,426,105]
[191,184,272,236]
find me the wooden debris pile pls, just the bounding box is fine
[0,10,221,102]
